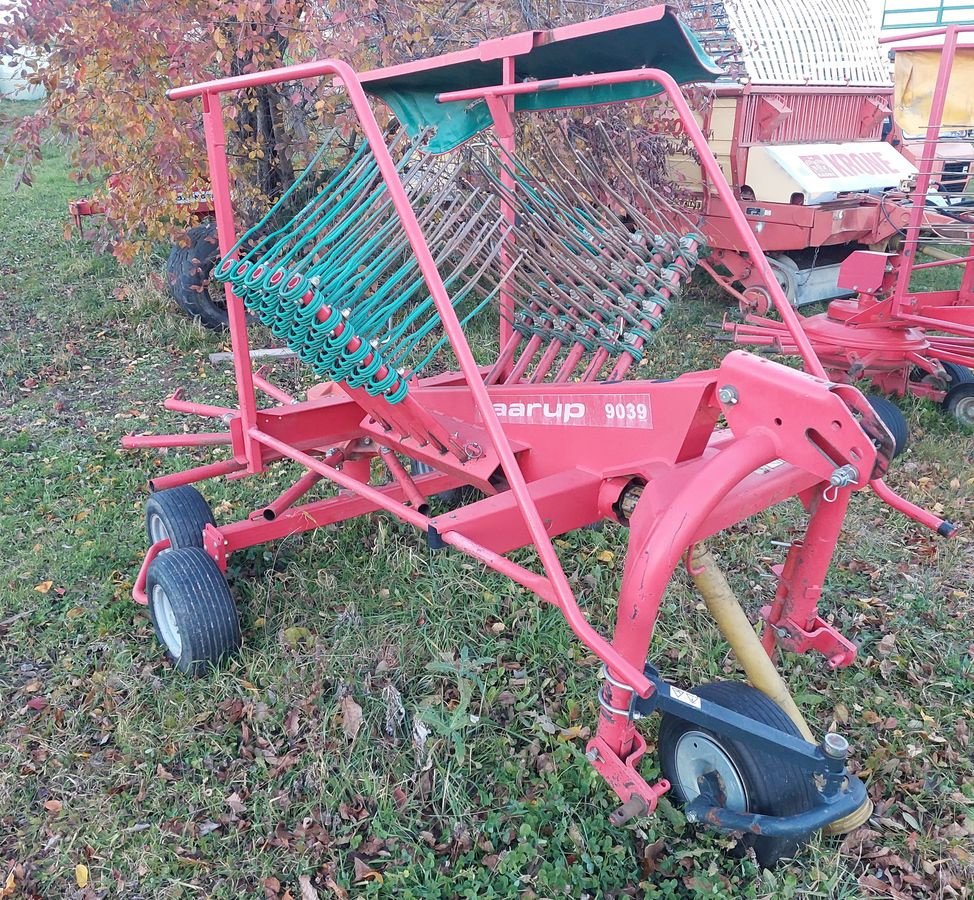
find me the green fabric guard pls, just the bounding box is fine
[365,12,721,153]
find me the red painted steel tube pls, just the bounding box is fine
[164,395,235,419]
[132,538,170,604]
[598,432,779,758]
[759,487,850,656]
[260,468,326,521]
[380,447,429,513]
[879,24,974,43]
[498,55,517,363]
[200,92,264,473]
[441,530,653,695]
[122,432,231,448]
[870,478,956,534]
[252,371,296,405]
[148,457,246,491]
[437,67,828,378]
[249,426,432,530]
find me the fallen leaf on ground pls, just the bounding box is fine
[34,581,53,593]
[298,875,319,900]
[43,799,62,814]
[340,696,363,742]
[75,864,89,888]
[352,859,383,884]
[322,873,348,899]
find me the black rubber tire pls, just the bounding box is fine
[911,362,973,392]
[944,383,974,428]
[941,362,974,390]
[166,220,228,331]
[146,547,242,676]
[145,486,215,551]
[866,395,908,458]
[658,680,816,868]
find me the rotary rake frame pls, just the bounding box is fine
[123,8,956,854]
[727,25,974,416]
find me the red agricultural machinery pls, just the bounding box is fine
[677,0,919,311]
[727,24,974,425]
[123,7,959,865]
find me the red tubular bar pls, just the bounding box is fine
[252,370,296,405]
[122,432,231,449]
[260,468,326,521]
[149,457,246,491]
[598,432,779,759]
[380,446,429,513]
[164,391,235,419]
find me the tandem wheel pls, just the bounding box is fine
[146,485,216,551]
[865,395,908,458]
[944,383,974,428]
[657,681,816,868]
[146,547,242,676]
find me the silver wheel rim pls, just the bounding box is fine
[148,512,170,548]
[151,583,183,659]
[953,394,974,428]
[673,730,749,812]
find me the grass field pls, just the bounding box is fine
[1,99,973,899]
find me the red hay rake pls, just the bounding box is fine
[727,25,974,424]
[123,8,957,863]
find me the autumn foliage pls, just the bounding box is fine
[1,0,635,260]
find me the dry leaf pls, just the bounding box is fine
[298,874,319,900]
[2,870,15,898]
[34,581,53,594]
[323,874,348,900]
[75,864,89,888]
[341,695,363,742]
[352,859,383,884]
[43,799,62,814]
[596,550,614,563]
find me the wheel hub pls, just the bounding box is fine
[148,512,170,547]
[953,393,974,428]
[152,584,182,659]
[673,730,748,812]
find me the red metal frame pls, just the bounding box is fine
[728,26,974,401]
[677,80,910,309]
[125,19,954,823]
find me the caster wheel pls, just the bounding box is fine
[866,396,908,458]
[146,485,215,551]
[146,547,241,676]
[658,681,815,868]
[944,383,974,428]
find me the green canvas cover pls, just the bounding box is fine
[364,9,721,153]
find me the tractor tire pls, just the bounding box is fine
[166,220,229,331]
